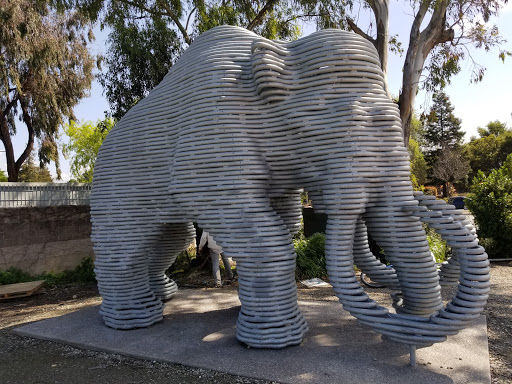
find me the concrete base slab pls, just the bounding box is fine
[15,288,490,384]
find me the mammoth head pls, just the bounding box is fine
[250,30,386,104]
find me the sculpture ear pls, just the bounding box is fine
[251,40,292,102]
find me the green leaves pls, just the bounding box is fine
[0,0,95,181]
[464,122,512,180]
[423,91,465,151]
[18,153,53,182]
[99,12,182,120]
[294,232,327,280]
[467,154,512,258]
[62,117,115,182]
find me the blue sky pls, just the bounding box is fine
[2,2,512,181]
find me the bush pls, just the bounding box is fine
[168,246,196,274]
[0,267,35,285]
[294,232,326,280]
[423,186,438,196]
[466,154,512,258]
[0,257,96,287]
[425,225,449,263]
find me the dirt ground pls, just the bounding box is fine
[0,262,510,384]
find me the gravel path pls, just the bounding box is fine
[0,262,510,383]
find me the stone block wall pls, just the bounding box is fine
[0,206,94,275]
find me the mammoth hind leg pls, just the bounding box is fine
[93,220,165,329]
[148,222,196,301]
[270,193,303,237]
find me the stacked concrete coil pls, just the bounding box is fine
[91,26,489,351]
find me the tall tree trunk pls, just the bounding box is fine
[398,0,453,147]
[0,99,35,181]
[368,0,389,79]
[0,115,19,182]
[351,0,454,147]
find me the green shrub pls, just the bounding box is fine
[294,232,327,280]
[425,225,449,263]
[423,186,438,196]
[0,257,96,287]
[466,154,512,258]
[0,267,35,285]
[66,257,96,283]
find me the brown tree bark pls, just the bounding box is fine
[0,96,35,182]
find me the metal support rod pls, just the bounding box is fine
[410,344,417,367]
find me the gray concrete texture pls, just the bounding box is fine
[15,288,490,384]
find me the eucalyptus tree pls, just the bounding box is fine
[0,0,95,181]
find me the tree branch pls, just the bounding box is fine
[284,13,329,24]
[2,93,18,118]
[247,0,279,31]
[421,0,453,53]
[156,0,192,45]
[346,17,375,45]
[120,0,192,45]
[365,0,389,76]
[119,0,169,18]
[410,0,431,40]
[186,7,197,30]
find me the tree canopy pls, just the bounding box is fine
[17,154,53,182]
[0,170,7,182]
[328,0,511,146]
[422,91,467,196]
[423,91,465,153]
[0,0,95,181]
[477,120,508,138]
[83,0,301,119]
[464,121,512,181]
[73,0,510,139]
[63,118,115,183]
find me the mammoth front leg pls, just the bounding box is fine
[200,202,308,348]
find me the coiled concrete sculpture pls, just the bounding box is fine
[91,26,489,357]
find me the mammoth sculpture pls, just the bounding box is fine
[91,26,490,357]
